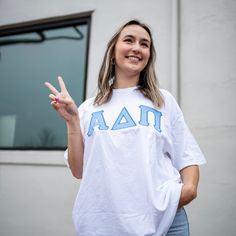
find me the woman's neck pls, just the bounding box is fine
[113,72,139,89]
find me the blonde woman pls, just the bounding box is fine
[45,20,206,236]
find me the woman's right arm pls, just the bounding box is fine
[45,76,84,179]
[66,116,84,179]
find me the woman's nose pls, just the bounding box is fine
[131,42,141,53]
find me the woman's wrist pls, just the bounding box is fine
[66,115,81,134]
[178,184,197,208]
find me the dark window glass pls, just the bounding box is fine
[0,16,90,149]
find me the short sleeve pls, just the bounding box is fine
[170,113,206,171]
[76,97,95,138]
[64,148,69,167]
[161,90,206,171]
[78,104,85,138]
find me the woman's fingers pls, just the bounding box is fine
[45,82,60,95]
[49,93,72,105]
[46,77,76,115]
[58,76,68,93]
[45,76,69,96]
[49,93,56,101]
[49,94,59,104]
[50,101,60,111]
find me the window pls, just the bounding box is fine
[0,13,91,149]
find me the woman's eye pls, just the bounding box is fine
[124,38,132,43]
[141,43,149,48]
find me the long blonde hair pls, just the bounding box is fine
[94,20,164,108]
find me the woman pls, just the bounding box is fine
[45,20,206,236]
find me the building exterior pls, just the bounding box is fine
[0,0,235,235]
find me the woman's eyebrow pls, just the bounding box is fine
[123,34,150,43]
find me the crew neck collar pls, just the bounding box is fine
[112,86,139,92]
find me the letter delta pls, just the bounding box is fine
[87,105,162,136]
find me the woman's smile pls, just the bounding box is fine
[125,55,142,62]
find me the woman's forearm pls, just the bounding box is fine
[66,115,84,179]
[178,165,200,208]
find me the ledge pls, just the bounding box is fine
[0,150,66,166]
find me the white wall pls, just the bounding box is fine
[181,1,236,235]
[0,0,235,235]
[0,151,80,236]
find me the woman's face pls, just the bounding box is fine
[114,24,151,78]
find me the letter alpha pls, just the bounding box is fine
[87,110,109,136]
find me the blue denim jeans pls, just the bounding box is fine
[166,208,190,236]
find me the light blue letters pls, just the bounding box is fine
[139,105,162,132]
[87,105,162,136]
[111,107,136,130]
[87,110,109,136]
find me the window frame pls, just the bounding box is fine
[0,12,92,150]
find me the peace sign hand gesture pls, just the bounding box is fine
[45,76,78,122]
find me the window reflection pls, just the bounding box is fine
[0,23,89,149]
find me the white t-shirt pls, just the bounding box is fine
[65,87,206,236]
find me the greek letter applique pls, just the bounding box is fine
[87,105,162,136]
[111,107,136,130]
[87,110,109,136]
[139,105,162,132]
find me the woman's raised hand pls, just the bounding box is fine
[45,76,78,122]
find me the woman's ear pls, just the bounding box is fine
[111,57,115,65]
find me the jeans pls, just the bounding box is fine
[166,208,190,236]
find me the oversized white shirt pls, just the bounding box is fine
[65,87,206,236]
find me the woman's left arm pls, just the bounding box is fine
[178,165,200,208]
